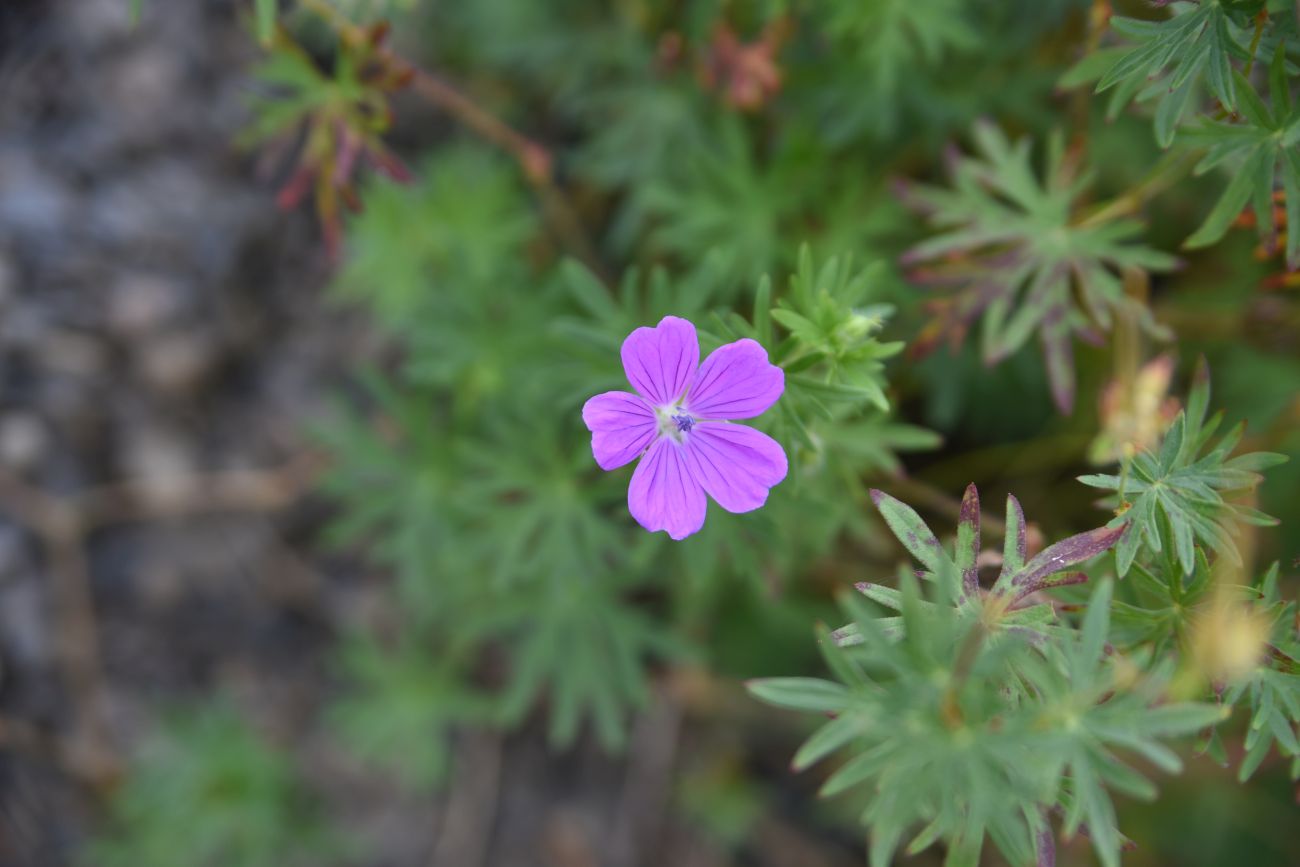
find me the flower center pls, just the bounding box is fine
[655,405,696,442]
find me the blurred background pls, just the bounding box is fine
[0,0,1297,865]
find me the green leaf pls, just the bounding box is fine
[956,483,981,592]
[793,711,871,771]
[1185,147,1270,248]
[1080,579,1114,672]
[255,0,277,46]
[1238,727,1274,781]
[1094,3,1244,139]
[1080,365,1284,574]
[1059,46,1129,88]
[1155,73,1199,148]
[747,678,850,713]
[901,123,1175,412]
[869,489,949,576]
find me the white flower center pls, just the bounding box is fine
[655,404,696,442]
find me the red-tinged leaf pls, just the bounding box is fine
[368,147,413,183]
[1015,571,1088,603]
[1042,323,1076,414]
[333,123,363,187]
[1036,825,1056,867]
[340,185,363,214]
[275,164,314,211]
[366,20,391,47]
[389,66,416,91]
[317,178,343,262]
[870,488,949,577]
[1010,524,1127,593]
[956,483,981,594]
[1002,494,1027,576]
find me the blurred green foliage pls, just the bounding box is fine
[98,0,1300,864]
[87,705,338,867]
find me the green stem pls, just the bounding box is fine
[1241,10,1268,80]
[1076,149,1200,229]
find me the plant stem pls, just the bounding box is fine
[1076,149,1199,229]
[296,0,608,280]
[1242,10,1269,79]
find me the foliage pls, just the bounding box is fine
[1079,361,1287,577]
[332,146,536,329]
[900,122,1177,412]
[1062,0,1300,270]
[812,0,977,95]
[1093,1,1255,140]
[99,0,1300,865]
[752,573,1223,867]
[754,417,1293,862]
[847,483,1123,629]
[1182,52,1300,265]
[242,29,412,257]
[639,118,816,285]
[313,372,460,618]
[466,570,685,751]
[328,633,492,789]
[716,247,904,446]
[87,705,337,867]
[1217,565,1300,781]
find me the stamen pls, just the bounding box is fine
[672,413,695,433]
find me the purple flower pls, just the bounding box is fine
[582,316,788,540]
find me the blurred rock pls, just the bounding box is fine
[0,150,76,244]
[0,412,49,471]
[118,425,196,506]
[34,330,109,379]
[134,329,221,395]
[107,273,185,338]
[100,46,188,145]
[0,304,50,349]
[0,524,31,579]
[87,161,210,251]
[63,0,133,43]
[0,577,49,670]
[0,255,17,307]
[35,375,100,435]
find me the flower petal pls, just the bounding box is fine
[628,438,706,540]
[620,316,699,406]
[686,338,784,420]
[582,391,658,470]
[683,422,787,513]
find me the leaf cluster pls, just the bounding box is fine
[900,122,1177,412]
[1079,362,1287,576]
[752,572,1221,867]
[87,705,338,867]
[752,386,1294,863]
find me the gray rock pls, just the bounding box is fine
[0,412,49,471]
